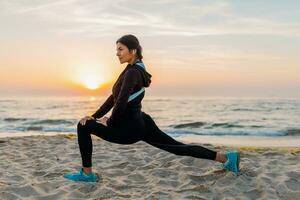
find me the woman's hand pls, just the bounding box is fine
[96,116,108,126]
[79,116,94,126]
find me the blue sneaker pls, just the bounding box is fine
[63,168,99,182]
[222,151,240,175]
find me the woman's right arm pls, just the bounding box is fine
[91,94,114,119]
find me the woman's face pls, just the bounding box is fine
[116,42,136,64]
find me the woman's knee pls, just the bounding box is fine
[77,121,87,134]
[77,121,83,129]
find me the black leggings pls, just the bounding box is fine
[77,112,217,167]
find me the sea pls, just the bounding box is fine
[1,96,300,146]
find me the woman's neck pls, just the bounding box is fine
[128,58,140,65]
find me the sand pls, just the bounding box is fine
[0,134,299,200]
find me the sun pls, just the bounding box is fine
[70,63,109,91]
[84,79,101,90]
[80,73,105,90]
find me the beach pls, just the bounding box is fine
[2,0,300,198]
[0,134,299,200]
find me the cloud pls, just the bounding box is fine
[1,0,300,37]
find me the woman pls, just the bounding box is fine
[64,34,240,182]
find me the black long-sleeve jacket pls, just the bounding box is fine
[91,61,152,127]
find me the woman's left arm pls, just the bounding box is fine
[107,69,139,127]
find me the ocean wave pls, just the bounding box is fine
[43,127,76,133]
[212,123,246,128]
[26,126,44,131]
[24,119,75,125]
[251,125,265,128]
[172,121,265,129]
[285,129,300,136]
[232,108,259,112]
[4,117,29,122]
[172,122,206,129]
[211,123,231,127]
[210,123,264,129]
[3,126,76,133]
[168,129,285,137]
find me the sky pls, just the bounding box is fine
[0,0,300,97]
